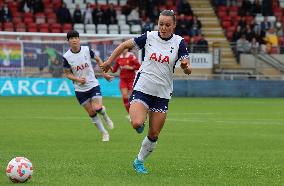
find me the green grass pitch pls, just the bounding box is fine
[0,97,283,185]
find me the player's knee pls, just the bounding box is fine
[88,111,97,118]
[131,118,144,129]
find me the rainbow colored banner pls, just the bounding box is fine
[0,42,22,68]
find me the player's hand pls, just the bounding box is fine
[183,65,192,75]
[180,61,192,75]
[100,62,111,73]
[78,77,86,84]
[103,73,114,82]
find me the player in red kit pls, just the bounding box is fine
[111,49,140,115]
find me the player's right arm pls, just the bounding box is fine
[63,57,86,84]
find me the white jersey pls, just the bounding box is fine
[132,31,189,99]
[63,46,99,92]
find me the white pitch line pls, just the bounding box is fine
[166,118,284,125]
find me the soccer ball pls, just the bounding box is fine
[6,157,33,183]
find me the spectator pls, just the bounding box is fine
[189,15,202,37]
[250,37,260,54]
[149,6,160,23]
[264,28,279,53]
[213,0,226,6]
[49,59,63,77]
[176,14,191,36]
[32,0,44,13]
[239,0,252,16]
[104,3,117,25]
[251,0,262,17]
[82,3,93,24]
[73,4,83,23]
[274,17,283,37]
[177,0,193,16]
[187,37,196,53]
[237,16,247,34]
[0,3,12,22]
[19,0,33,13]
[262,0,273,16]
[92,5,104,24]
[57,3,72,24]
[142,17,154,33]
[195,34,209,53]
[236,35,250,63]
[127,7,141,25]
[245,25,256,42]
[260,16,271,37]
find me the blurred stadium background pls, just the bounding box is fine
[1,0,284,185]
[1,0,284,97]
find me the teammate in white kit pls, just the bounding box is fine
[101,10,192,173]
[63,30,114,142]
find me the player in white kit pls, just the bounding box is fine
[63,30,114,142]
[101,10,192,173]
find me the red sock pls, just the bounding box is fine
[123,98,129,113]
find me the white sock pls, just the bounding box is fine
[137,136,157,162]
[97,106,111,122]
[91,115,108,134]
[97,106,106,116]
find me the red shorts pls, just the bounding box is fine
[120,78,134,90]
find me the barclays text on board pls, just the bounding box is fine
[0,78,74,96]
[0,77,121,96]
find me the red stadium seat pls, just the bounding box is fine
[24,17,34,24]
[27,24,38,32]
[63,23,72,32]
[183,36,190,44]
[4,22,14,31]
[217,11,227,18]
[222,20,231,29]
[279,37,284,45]
[217,6,227,12]
[35,13,46,24]
[51,28,61,33]
[39,28,49,32]
[38,23,49,32]
[226,31,233,40]
[51,23,61,30]
[16,27,26,32]
[13,17,22,24]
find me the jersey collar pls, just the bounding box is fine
[70,46,81,54]
[158,32,173,41]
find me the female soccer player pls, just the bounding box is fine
[63,30,114,142]
[101,10,192,173]
[111,48,140,115]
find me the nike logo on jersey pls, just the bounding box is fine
[149,53,169,64]
[76,63,89,71]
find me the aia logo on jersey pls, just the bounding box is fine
[76,63,89,71]
[149,53,169,64]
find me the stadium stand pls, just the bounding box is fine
[2,0,284,77]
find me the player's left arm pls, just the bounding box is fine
[178,39,192,75]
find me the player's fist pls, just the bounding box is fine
[78,77,86,84]
[180,61,188,68]
[100,62,111,73]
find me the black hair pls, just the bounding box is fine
[159,10,176,23]
[66,30,79,40]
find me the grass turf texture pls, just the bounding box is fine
[0,97,283,185]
